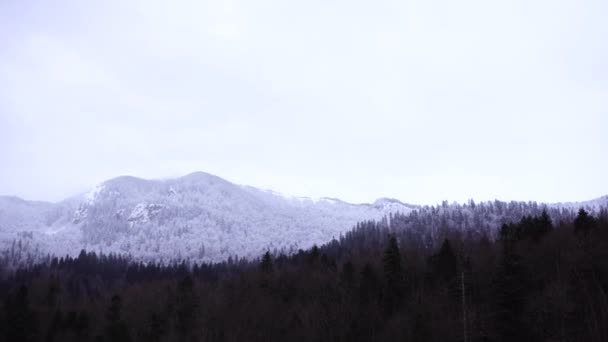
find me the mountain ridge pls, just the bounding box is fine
[2,170,605,209]
[0,171,418,263]
[1,171,607,265]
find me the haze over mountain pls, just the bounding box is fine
[1,171,607,266]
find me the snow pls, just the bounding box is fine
[128,203,150,223]
[1,172,606,264]
[85,183,104,203]
[128,203,164,223]
[548,195,608,211]
[319,197,341,204]
[0,173,416,263]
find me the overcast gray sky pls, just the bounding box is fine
[1,0,607,205]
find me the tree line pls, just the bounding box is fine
[1,208,607,341]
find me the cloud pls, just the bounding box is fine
[0,0,607,204]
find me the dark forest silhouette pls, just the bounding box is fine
[1,208,608,341]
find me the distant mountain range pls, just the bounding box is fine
[0,172,606,264]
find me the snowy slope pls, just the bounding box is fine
[1,172,606,264]
[548,195,608,211]
[0,172,416,263]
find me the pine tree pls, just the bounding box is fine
[532,209,553,241]
[382,235,405,315]
[429,239,458,284]
[574,208,596,234]
[309,245,320,265]
[260,251,273,274]
[494,246,528,342]
[499,223,519,244]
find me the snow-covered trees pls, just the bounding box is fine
[0,173,416,264]
[1,172,607,266]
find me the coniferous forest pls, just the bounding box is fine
[1,208,608,342]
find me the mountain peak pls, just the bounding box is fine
[178,171,227,184]
[102,175,150,187]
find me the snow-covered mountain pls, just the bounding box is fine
[0,172,416,263]
[2,172,606,265]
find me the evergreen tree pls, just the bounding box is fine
[499,223,519,244]
[429,239,458,284]
[494,246,528,342]
[382,235,405,315]
[308,245,320,265]
[532,209,553,241]
[574,208,596,234]
[260,251,273,274]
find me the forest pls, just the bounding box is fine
[1,207,607,342]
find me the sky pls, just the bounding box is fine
[0,0,607,205]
